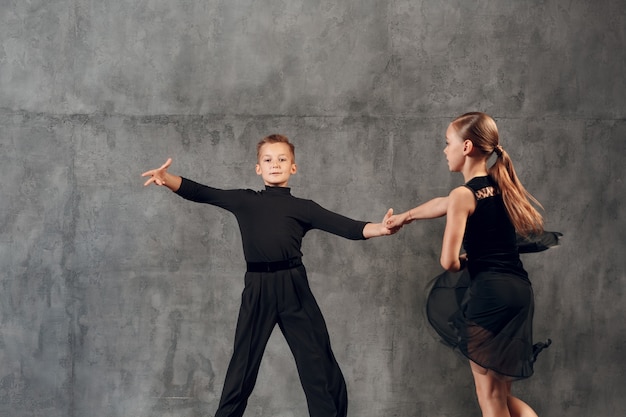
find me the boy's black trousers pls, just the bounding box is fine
[215,264,348,417]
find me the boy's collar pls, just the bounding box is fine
[264,185,291,194]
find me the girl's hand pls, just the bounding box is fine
[385,211,410,229]
[459,253,468,269]
[142,158,172,186]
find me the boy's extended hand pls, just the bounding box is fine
[142,158,182,191]
[142,158,172,186]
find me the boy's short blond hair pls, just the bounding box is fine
[256,134,296,161]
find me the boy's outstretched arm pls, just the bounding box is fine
[363,208,401,238]
[142,158,183,192]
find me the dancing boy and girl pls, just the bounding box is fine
[142,112,558,417]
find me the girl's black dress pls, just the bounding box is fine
[426,176,557,380]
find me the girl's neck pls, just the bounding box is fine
[462,159,488,183]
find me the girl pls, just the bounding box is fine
[386,112,555,417]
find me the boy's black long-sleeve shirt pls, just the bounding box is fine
[175,177,368,263]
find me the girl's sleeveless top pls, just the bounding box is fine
[463,176,528,280]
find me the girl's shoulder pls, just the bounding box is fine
[448,184,478,217]
[448,185,476,207]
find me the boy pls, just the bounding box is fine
[142,134,398,417]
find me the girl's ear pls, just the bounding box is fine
[463,139,474,155]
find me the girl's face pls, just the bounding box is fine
[255,142,297,187]
[443,123,466,172]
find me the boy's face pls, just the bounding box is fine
[255,142,297,187]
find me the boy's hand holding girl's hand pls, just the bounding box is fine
[364,208,402,238]
[382,208,403,235]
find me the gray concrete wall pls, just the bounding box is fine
[1,1,624,416]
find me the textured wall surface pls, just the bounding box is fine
[1,1,624,416]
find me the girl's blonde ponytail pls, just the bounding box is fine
[452,112,544,236]
[489,147,543,236]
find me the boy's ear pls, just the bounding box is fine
[290,163,297,174]
[255,164,262,175]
